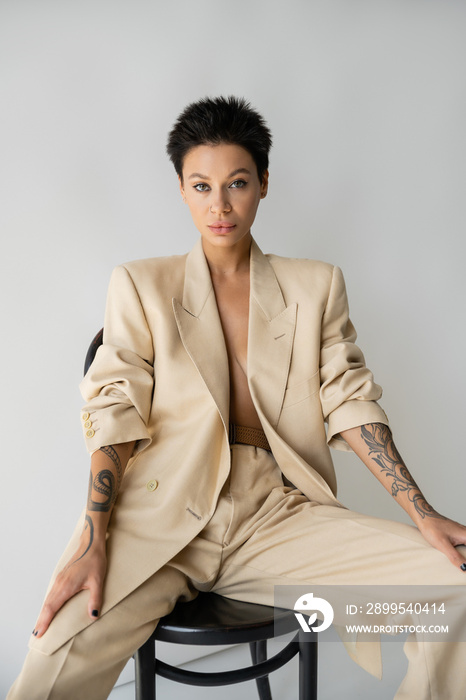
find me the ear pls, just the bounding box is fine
[260,170,269,199]
[178,176,186,202]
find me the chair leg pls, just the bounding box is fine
[134,637,156,700]
[298,630,318,700]
[249,640,273,700]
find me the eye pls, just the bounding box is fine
[230,179,247,189]
[193,183,210,192]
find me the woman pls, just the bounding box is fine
[9,96,466,699]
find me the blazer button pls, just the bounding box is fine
[146,480,158,492]
[82,412,90,422]
[83,420,92,429]
[86,429,95,438]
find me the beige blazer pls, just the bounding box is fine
[31,237,389,656]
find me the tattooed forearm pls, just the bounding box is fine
[87,469,116,512]
[360,423,445,521]
[87,445,123,513]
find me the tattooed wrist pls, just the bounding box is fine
[360,424,445,521]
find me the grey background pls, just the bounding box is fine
[1,0,465,697]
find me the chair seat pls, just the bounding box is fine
[154,591,298,645]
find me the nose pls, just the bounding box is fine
[209,189,231,214]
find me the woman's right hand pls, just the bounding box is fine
[32,534,107,638]
[32,441,135,639]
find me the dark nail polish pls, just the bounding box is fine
[92,609,99,617]
[461,563,466,571]
[34,631,38,636]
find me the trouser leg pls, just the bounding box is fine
[7,564,198,700]
[395,627,466,700]
[216,508,466,700]
[208,448,466,700]
[7,447,240,700]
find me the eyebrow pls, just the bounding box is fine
[187,168,252,180]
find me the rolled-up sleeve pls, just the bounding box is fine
[319,265,389,451]
[79,265,155,455]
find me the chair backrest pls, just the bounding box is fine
[84,328,104,376]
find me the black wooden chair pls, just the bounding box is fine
[134,591,317,700]
[84,329,318,700]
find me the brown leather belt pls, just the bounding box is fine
[229,423,271,452]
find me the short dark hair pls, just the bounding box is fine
[166,95,272,184]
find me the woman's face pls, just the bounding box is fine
[179,143,268,253]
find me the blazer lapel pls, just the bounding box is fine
[172,238,230,430]
[173,237,297,432]
[248,240,297,428]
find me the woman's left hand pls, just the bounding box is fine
[416,512,466,571]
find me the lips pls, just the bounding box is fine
[208,222,236,233]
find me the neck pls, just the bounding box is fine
[202,233,252,277]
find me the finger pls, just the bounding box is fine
[453,543,466,572]
[87,576,104,621]
[443,524,466,569]
[441,540,466,572]
[33,599,64,638]
[33,582,80,638]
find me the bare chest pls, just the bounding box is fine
[213,278,250,374]
[211,274,262,427]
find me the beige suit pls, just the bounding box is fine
[12,238,466,699]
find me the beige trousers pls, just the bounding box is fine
[8,445,466,700]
